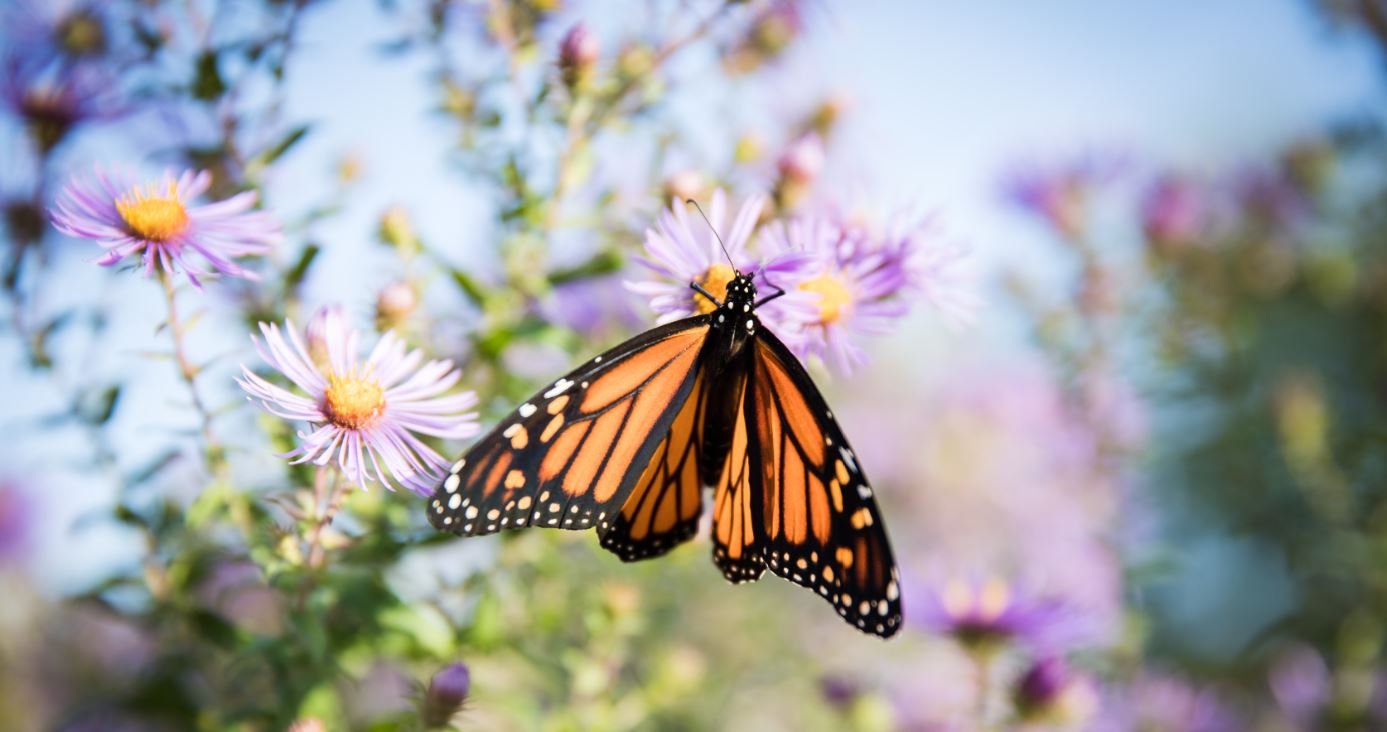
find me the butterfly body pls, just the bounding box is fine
[428,273,903,637]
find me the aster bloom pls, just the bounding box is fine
[1142,174,1209,254]
[236,310,480,495]
[910,576,1087,654]
[52,167,280,286]
[625,189,816,332]
[759,214,950,372]
[0,53,120,153]
[1002,152,1124,237]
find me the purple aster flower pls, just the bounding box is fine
[909,576,1091,654]
[1142,174,1209,254]
[759,213,959,373]
[1002,152,1125,237]
[52,167,280,287]
[0,53,120,153]
[236,309,480,495]
[1268,644,1331,731]
[1093,672,1243,732]
[625,189,816,332]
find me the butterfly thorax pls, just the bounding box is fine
[702,272,760,375]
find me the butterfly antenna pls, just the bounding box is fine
[685,199,738,272]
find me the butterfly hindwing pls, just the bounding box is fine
[748,331,903,638]
[709,350,767,583]
[428,317,709,537]
[598,372,708,561]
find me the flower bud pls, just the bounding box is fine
[55,10,107,58]
[421,662,471,728]
[376,281,418,328]
[778,133,825,185]
[1013,657,1097,726]
[560,24,600,90]
[286,718,327,732]
[1141,175,1206,256]
[378,205,418,256]
[663,170,706,203]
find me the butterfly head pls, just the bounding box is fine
[724,271,758,309]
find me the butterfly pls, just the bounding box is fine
[426,213,903,638]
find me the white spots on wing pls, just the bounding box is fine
[839,446,857,473]
[448,494,461,510]
[886,580,899,601]
[718,314,724,323]
[544,378,574,398]
[549,502,561,512]
[433,501,443,514]
[858,485,873,499]
[859,600,870,615]
[443,516,453,525]
[878,600,889,616]
[486,508,500,521]
[594,355,603,363]
[746,319,755,332]
[464,505,478,519]
[444,474,460,493]
[449,459,466,474]
[518,403,537,418]
[503,423,521,438]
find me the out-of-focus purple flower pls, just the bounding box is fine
[540,275,647,337]
[0,480,29,563]
[3,1,110,60]
[1142,174,1209,254]
[778,132,826,185]
[910,576,1090,653]
[1094,672,1243,732]
[625,189,815,332]
[819,675,862,711]
[237,309,480,495]
[1002,153,1124,237]
[1012,656,1098,726]
[52,167,280,287]
[559,23,599,88]
[1268,644,1331,730]
[1235,165,1312,229]
[420,662,471,728]
[0,54,120,153]
[196,560,284,636]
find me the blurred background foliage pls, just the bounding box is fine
[2,0,1387,730]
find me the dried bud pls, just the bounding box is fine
[376,281,418,327]
[55,10,107,58]
[421,662,471,728]
[560,24,600,89]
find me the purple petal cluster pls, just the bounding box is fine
[909,576,1092,653]
[237,307,480,495]
[52,167,280,286]
[627,189,974,372]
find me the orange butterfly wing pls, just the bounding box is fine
[747,332,903,638]
[428,319,709,536]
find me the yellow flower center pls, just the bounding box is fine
[323,373,386,430]
[116,182,189,242]
[798,271,854,324]
[692,263,736,315]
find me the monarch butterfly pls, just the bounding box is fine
[427,208,902,638]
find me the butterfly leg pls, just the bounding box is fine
[754,285,785,308]
[691,282,723,308]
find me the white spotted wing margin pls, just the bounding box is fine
[427,316,710,540]
[747,328,903,639]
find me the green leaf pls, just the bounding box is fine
[248,124,312,175]
[450,268,489,306]
[192,49,226,100]
[549,249,625,284]
[284,243,321,288]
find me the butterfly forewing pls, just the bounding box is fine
[748,331,903,638]
[598,372,708,561]
[428,318,708,537]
